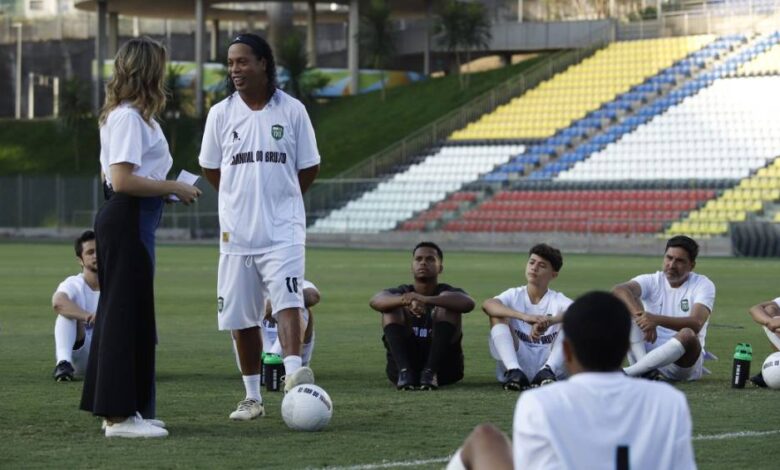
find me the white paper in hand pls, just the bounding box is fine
[169,170,200,202]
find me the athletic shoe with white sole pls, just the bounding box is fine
[101,412,166,431]
[282,366,315,393]
[229,399,265,421]
[104,415,168,438]
[53,360,75,382]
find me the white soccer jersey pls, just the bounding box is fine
[198,90,321,255]
[495,286,573,364]
[513,372,695,470]
[633,271,715,349]
[100,103,173,187]
[55,274,100,321]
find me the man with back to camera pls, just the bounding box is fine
[613,235,716,381]
[746,298,780,386]
[199,33,320,421]
[52,230,99,382]
[369,242,475,390]
[482,244,573,391]
[446,291,695,470]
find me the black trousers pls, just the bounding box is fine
[80,192,163,418]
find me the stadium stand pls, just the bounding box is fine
[438,189,715,234]
[308,145,524,233]
[450,35,715,140]
[482,34,743,182]
[557,75,780,181]
[312,31,780,236]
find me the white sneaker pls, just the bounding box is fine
[101,413,166,430]
[104,415,168,438]
[229,399,265,421]
[283,366,315,393]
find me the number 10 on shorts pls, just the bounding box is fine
[286,277,299,293]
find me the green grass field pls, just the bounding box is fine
[1,243,778,469]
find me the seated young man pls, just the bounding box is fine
[231,280,321,372]
[51,230,99,382]
[482,244,572,390]
[747,298,780,387]
[369,242,475,390]
[447,291,695,470]
[613,235,716,381]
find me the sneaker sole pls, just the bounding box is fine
[502,382,524,391]
[55,376,73,382]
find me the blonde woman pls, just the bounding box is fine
[80,37,200,438]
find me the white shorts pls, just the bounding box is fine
[217,246,305,331]
[488,336,554,382]
[72,329,92,377]
[658,353,704,381]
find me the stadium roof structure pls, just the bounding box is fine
[74,0,435,115]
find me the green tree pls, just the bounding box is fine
[57,77,93,171]
[435,0,492,89]
[359,0,396,101]
[277,31,330,107]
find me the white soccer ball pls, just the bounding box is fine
[281,384,333,431]
[762,352,780,389]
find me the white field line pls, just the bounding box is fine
[323,429,780,470]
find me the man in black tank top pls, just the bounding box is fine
[369,242,475,390]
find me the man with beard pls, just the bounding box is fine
[613,235,716,381]
[52,230,100,381]
[369,242,475,390]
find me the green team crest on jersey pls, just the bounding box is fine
[681,299,689,312]
[271,124,284,140]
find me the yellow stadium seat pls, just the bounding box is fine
[449,35,715,140]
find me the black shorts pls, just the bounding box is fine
[383,334,464,386]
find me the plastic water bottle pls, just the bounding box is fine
[264,353,284,392]
[732,343,752,388]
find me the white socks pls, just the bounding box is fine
[764,326,780,350]
[491,324,521,371]
[54,315,77,364]
[242,374,262,402]
[627,321,647,365]
[445,448,467,470]
[624,338,685,377]
[283,355,303,376]
[301,332,315,366]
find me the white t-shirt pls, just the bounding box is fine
[495,286,573,346]
[100,103,173,187]
[513,372,695,470]
[54,274,100,326]
[198,90,321,255]
[632,271,716,349]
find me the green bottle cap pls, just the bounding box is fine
[264,353,283,365]
[733,342,752,361]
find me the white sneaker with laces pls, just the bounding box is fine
[229,399,265,421]
[101,412,166,430]
[283,366,315,393]
[104,415,168,438]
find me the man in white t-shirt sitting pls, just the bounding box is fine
[447,291,695,470]
[52,230,100,382]
[613,235,716,381]
[483,244,573,391]
[747,297,780,387]
[231,280,320,371]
